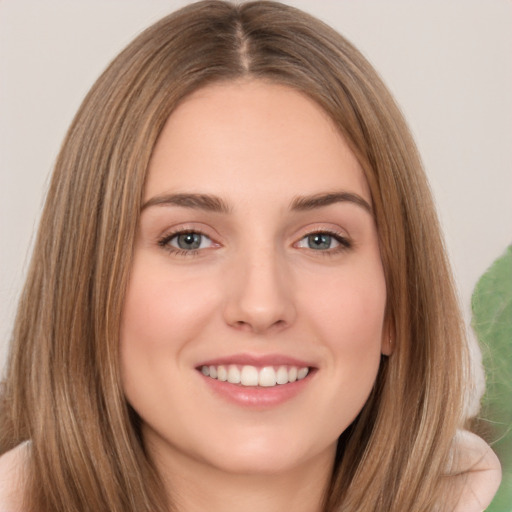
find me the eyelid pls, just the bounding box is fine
[157,224,221,256]
[154,222,352,257]
[156,222,221,243]
[295,233,341,249]
[168,232,213,250]
[292,225,352,254]
[292,223,350,242]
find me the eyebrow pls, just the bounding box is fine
[141,193,231,213]
[290,192,373,215]
[141,190,372,215]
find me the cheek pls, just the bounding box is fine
[118,257,223,421]
[304,265,386,398]
[306,265,386,347]
[284,266,386,448]
[118,259,221,405]
[120,260,217,350]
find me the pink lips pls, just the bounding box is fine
[197,353,313,368]
[196,353,315,408]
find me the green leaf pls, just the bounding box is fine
[472,245,512,511]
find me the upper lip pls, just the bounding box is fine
[196,353,315,368]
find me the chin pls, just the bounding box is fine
[196,429,337,477]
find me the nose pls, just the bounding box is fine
[223,247,297,334]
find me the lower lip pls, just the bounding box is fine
[199,371,314,408]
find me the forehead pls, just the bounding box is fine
[145,79,370,204]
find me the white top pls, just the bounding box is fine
[0,432,502,511]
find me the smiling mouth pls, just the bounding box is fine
[199,364,310,387]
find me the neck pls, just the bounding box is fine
[153,443,335,512]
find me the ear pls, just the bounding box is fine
[381,316,395,356]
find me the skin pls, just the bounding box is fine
[0,431,500,510]
[0,80,500,512]
[451,431,502,512]
[119,79,390,512]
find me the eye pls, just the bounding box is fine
[295,232,350,252]
[158,231,214,253]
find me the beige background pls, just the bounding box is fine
[1,0,511,380]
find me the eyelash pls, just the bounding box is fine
[157,229,352,257]
[298,230,352,256]
[157,230,212,257]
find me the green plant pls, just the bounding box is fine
[472,245,512,511]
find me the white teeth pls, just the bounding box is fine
[240,365,259,386]
[227,365,241,384]
[297,367,309,380]
[276,366,288,385]
[259,367,277,387]
[200,364,310,387]
[217,365,227,381]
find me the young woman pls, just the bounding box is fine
[0,1,501,511]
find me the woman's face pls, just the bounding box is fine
[120,80,389,477]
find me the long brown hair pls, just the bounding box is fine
[1,1,469,510]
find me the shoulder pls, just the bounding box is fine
[0,443,29,512]
[449,430,502,512]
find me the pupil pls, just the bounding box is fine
[309,234,331,250]
[178,233,201,250]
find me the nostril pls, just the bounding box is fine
[229,318,288,334]
[233,320,249,330]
